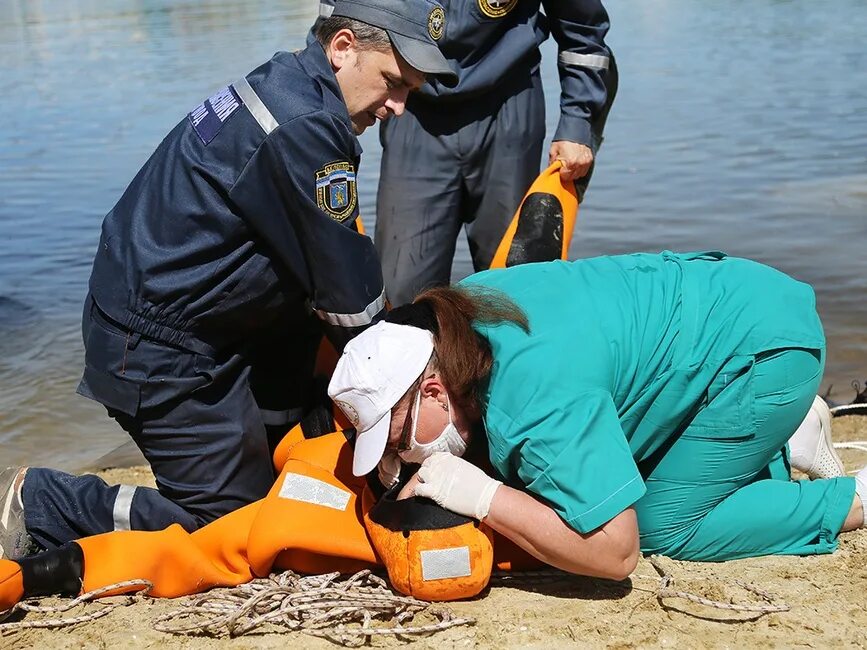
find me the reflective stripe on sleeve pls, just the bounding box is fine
[233,77,278,135]
[558,52,610,70]
[314,289,386,328]
[112,485,137,531]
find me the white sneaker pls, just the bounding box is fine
[788,396,845,479]
[0,467,34,560]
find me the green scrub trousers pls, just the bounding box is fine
[467,252,856,562]
[637,346,855,561]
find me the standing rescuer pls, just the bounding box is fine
[0,0,457,560]
[338,0,618,306]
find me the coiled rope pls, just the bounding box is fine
[0,570,473,643]
[0,579,152,633]
[0,558,796,641]
[151,569,473,645]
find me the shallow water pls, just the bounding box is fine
[1,0,865,470]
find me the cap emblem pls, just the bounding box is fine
[477,0,517,19]
[428,6,445,41]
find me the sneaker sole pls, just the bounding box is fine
[807,396,846,479]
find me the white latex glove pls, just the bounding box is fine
[377,451,402,488]
[413,452,502,520]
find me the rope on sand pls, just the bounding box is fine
[152,569,474,645]
[0,554,803,636]
[835,441,867,453]
[828,380,867,417]
[646,555,789,614]
[0,579,152,634]
[1,571,472,643]
[491,559,789,617]
[833,440,867,474]
[831,404,867,417]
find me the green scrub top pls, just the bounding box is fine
[460,251,824,534]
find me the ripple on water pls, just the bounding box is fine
[1,0,866,468]
[0,296,43,342]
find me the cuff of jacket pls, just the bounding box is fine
[553,117,594,151]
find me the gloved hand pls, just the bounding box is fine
[377,451,402,488]
[413,453,502,520]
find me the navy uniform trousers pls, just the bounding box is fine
[375,59,618,307]
[23,297,320,549]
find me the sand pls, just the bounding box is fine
[3,416,867,649]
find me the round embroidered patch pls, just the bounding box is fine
[428,6,445,40]
[477,0,517,19]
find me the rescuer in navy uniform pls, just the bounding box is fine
[0,0,457,560]
[369,0,618,306]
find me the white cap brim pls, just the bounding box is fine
[352,409,392,476]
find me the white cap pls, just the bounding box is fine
[328,321,435,476]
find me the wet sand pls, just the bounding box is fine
[3,415,867,649]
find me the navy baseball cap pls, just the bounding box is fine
[326,0,457,87]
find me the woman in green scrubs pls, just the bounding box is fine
[328,251,865,579]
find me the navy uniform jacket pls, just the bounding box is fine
[319,0,613,148]
[422,0,613,147]
[87,42,385,362]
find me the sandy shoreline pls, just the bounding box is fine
[3,415,867,649]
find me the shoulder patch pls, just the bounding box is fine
[188,85,242,145]
[315,161,358,222]
[478,0,518,19]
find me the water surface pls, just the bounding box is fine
[1,0,865,469]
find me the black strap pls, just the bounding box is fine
[367,482,475,531]
[20,542,84,597]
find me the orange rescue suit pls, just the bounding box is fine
[1,429,540,610]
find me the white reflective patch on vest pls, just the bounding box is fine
[278,472,351,511]
[420,546,472,581]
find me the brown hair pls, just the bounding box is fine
[414,285,529,423]
[312,16,393,53]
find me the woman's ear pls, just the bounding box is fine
[419,373,449,407]
[328,28,357,71]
